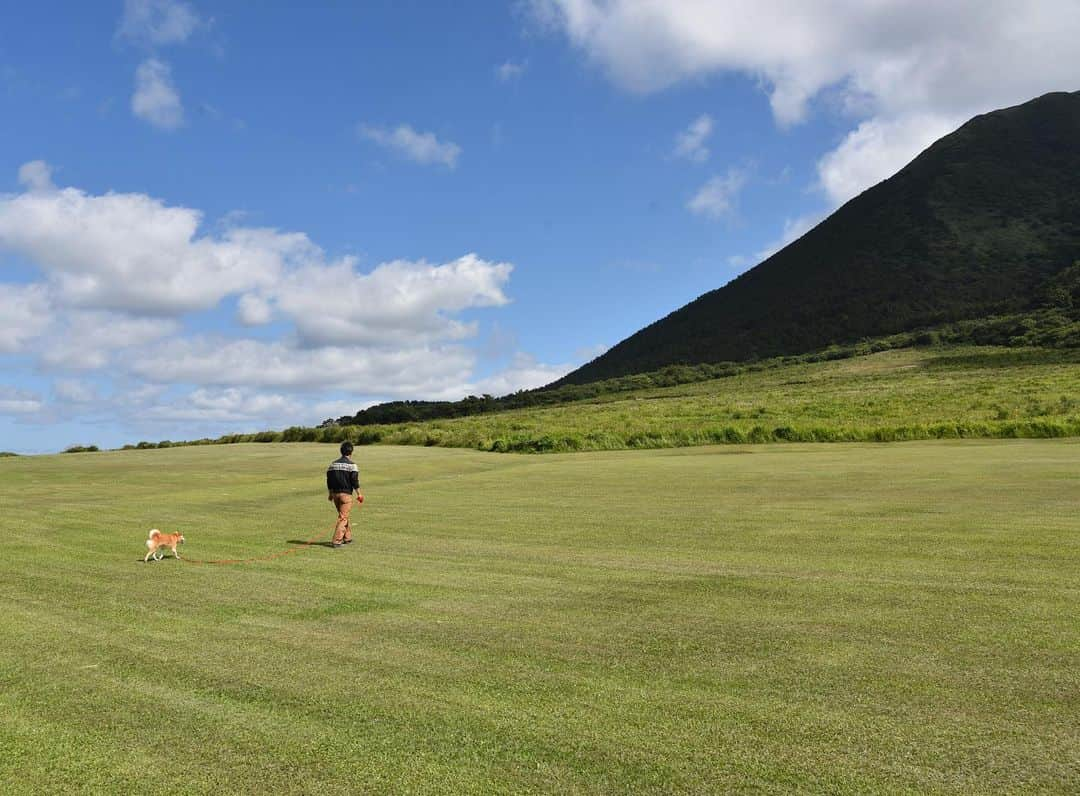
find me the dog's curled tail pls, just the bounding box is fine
[146,529,160,550]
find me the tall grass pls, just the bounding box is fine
[120,345,1080,454]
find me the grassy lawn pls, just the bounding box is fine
[2,441,1078,793]
[347,346,1080,451]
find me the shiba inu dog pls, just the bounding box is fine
[144,529,185,562]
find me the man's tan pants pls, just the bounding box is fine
[331,494,354,544]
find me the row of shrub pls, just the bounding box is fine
[108,414,1080,456]
[474,418,1080,453]
[114,426,386,451]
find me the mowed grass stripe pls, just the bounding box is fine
[1,441,1078,793]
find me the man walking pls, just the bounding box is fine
[327,441,363,548]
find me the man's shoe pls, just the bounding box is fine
[343,538,353,544]
[332,543,343,548]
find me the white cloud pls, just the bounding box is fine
[495,60,527,82]
[0,386,43,416]
[17,161,55,193]
[118,0,201,46]
[471,353,573,395]
[106,347,574,437]
[533,1,1080,202]
[311,397,375,423]
[132,58,184,130]
[236,293,272,326]
[359,123,462,168]
[128,338,479,398]
[0,165,519,384]
[687,168,747,220]
[126,347,576,425]
[0,284,50,353]
[817,113,959,204]
[41,385,322,440]
[141,387,301,424]
[672,114,713,163]
[53,379,98,404]
[0,176,304,314]
[267,253,512,347]
[0,165,534,443]
[41,312,180,370]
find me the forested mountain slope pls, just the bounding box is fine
[558,91,1080,385]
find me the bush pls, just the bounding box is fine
[281,426,318,442]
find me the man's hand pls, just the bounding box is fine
[357,492,364,504]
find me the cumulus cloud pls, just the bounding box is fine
[53,379,98,404]
[470,353,573,395]
[118,0,201,46]
[0,284,50,353]
[132,58,184,129]
[236,293,273,326]
[0,164,541,443]
[0,164,517,356]
[359,123,462,168]
[123,342,576,425]
[0,386,43,416]
[128,338,479,398]
[41,312,180,370]
[267,253,512,347]
[687,168,747,220]
[0,178,306,314]
[25,384,315,440]
[817,113,960,204]
[17,160,55,193]
[140,387,301,424]
[532,1,1080,203]
[672,114,713,163]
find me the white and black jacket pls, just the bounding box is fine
[326,456,360,494]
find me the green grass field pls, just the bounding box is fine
[2,441,1078,793]
[335,346,1080,452]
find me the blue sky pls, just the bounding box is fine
[2,1,1077,453]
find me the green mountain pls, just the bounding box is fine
[557,91,1080,386]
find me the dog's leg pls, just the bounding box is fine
[144,549,153,562]
[173,546,181,560]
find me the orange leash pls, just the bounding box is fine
[179,501,363,566]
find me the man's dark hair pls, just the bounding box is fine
[340,441,354,456]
